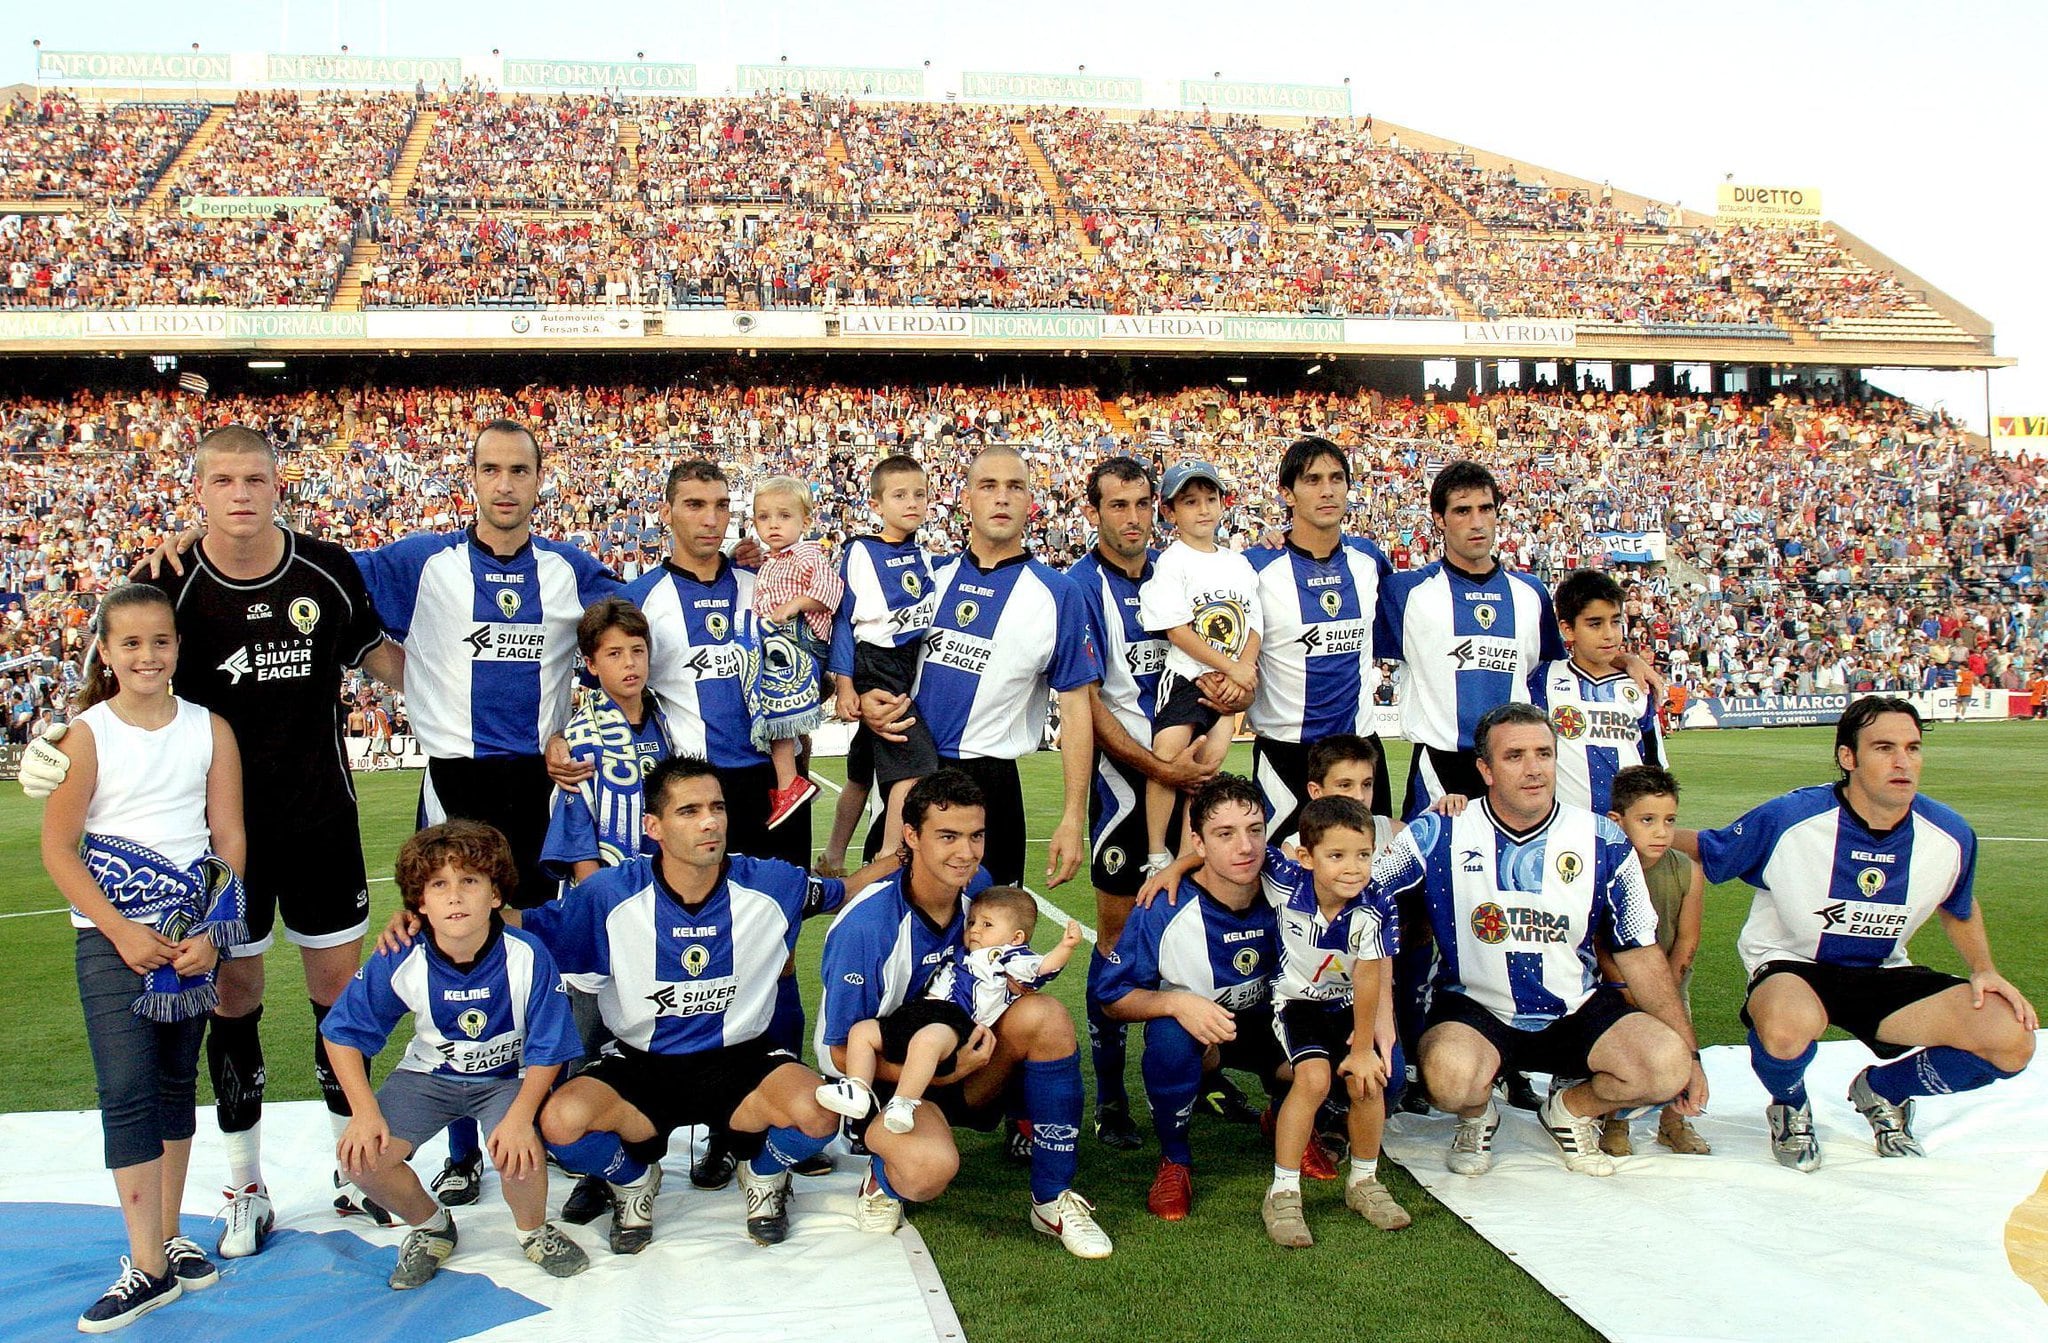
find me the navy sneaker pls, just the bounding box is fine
[162,1236,219,1291]
[78,1257,181,1333]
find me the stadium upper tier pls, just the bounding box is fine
[0,88,1995,362]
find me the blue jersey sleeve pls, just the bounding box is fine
[828,544,860,679]
[1094,901,1164,1004]
[521,866,630,978]
[1370,812,1440,906]
[1695,800,1783,888]
[1936,811,1978,920]
[510,934,585,1068]
[1042,569,1104,693]
[352,534,440,639]
[1594,830,1660,951]
[1345,893,1400,963]
[319,949,412,1057]
[1263,843,1309,899]
[538,786,599,881]
[1535,580,1567,663]
[558,542,625,608]
[818,900,896,1050]
[1343,535,1395,587]
[1374,573,1410,663]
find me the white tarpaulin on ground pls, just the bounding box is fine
[1381,1034,2048,1342]
[0,1102,959,1343]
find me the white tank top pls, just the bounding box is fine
[71,697,215,928]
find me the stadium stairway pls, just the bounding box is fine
[1010,122,1099,259]
[330,232,377,312]
[827,129,849,169]
[139,103,230,213]
[1199,128,1286,231]
[618,118,640,174]
[387,109,439,202]
[1100,399,1133,435]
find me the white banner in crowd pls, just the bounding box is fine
[360,310,646,341]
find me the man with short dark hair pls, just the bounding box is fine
[1680,697,2035,1171]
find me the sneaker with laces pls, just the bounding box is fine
[1656,1106,1712,1155]
[766,778,819,830]
[881,1096,922,1135]
[333,1170,397,1226]
[1540,1089,1617,1176]
[389,1218,459,1290]
[1198,1073,1264,1125]
[1094,1101,1143,1151]
[738,1165,793,1245]
[1261,1188,1314,1248]
[816,1077,878,1121]
[521,1222,590,1278]
[1766,1099,1823,1172]
[854,1173,904,1233]
[1031,1190,1113,1259]
[429,1151,484,1207]
[1299,1137,1340,1181]
[1146,1158,1193,1220]
[561,1172,610,1225]
[1344,1176,1412,1230]
[1600,1116,1634,1158]
[1446,1103,1501,1176]
[77,1257,180,1333]
[215,1182,274,1258]
[161,1236,219,1291]
[607,1164,661,1254]
[1849,1068,1926,1158]
[691,1134,737,1190]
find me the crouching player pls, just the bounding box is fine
[321,822,588,1290]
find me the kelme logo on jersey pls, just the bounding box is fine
[288,596,320,634]
[1555,850,1583,882]
[1551,704,1588,740]
[1232,947,1261,976]
[456,1008,488,1039]
[496,589,521,618]
[1857,867,1886,898]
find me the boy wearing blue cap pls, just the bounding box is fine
[1136,461,1264,877]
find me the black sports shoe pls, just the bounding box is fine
[1500,1071,1542,1113]
[78,1257,180,1334]
[333,1170,398,1227]
[1397,1066,1434,1115]
[1003,1118,1034,1165]
[1094,1102,1143,1151]
[430,1152,484,1207]
[691,1133,738,1190]
[790,1151,836,1177]
[561,1172,610,1225]
[161,1236,219,1291]
[1197,1073,1264,1125]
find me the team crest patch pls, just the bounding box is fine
[1195,598,1248,654]
[288,597,319,633]
[496,589,520,618]
[1318,589,1343,617]
[1232,947,1261,976]
[1556,851,1583,883]
[681,944,711,976]
[954,599,980,627]
[901,571,923,598]
[1621,682,1642,703]
[1551,704,1587,740]
[456,1009,488,1040]
[1474,603,1497,630]
[1102,847,1126,875]
[1858,867,1886,898]
[1470,901,1508,944]
[706,612,729,640]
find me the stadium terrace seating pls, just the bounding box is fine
[1,206,358,308]
[0,94,207,205]
[1031,109,1268,218]
[632,95,837,206]
[167,90,416,208]
[1213,119,1456,223]
[410,91,625,208]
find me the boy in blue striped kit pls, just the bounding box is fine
[1528,570,1662,816]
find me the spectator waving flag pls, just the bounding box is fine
[1535,451,1559,471]
[1424,453,1447,481]
[177,372,210,397]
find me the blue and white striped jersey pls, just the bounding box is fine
[1243,536,1392,744]
[1527,659,1663,815]
[1094,878,1279,1014]
[815,868,995,1074]
[829,535,940,673]
[1265,836,1400,1007]
[523,854,848,1053]
[1066,548,1164,742]
[355,529,622,759]
[627,559,767,770]
[926,943,1062,1028]
[915,552,1103,760]
[1698,784,1976,975]
[321,922,582,1079]
[1376,561,1564,752]
[1371,802,1656,1027]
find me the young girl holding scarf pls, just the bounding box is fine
[41,583,247,1333]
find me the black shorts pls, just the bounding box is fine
[1254,733,1392,842]
[854,644,940,788]
[944,755,1025,886]
[239,817,371,953]
[1402,744,1485,821]
[578,1039,797,1156]
[1741,960,1965,1060]
[1088,752,1150,897]
[878,997,976,1072]
[1152,672,1221,737]
[423,754,556,908]
[1425,986,1638,1079]
[845,723,876,791]
[1273,998,1356,1066]
[722,760,810,868]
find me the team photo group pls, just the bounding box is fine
[29,418,2037,1333]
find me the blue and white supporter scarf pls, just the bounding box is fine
[742,617,825,752]
[80,833,247,1022]
[563,690,674,867]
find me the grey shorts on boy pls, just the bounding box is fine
[378,1070,526,1151]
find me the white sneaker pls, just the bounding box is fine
[1030,1190,1113,1259]
[1540,1089,1617,1176]
[1446,1103,1500,1176]
[881,1096,922,1135]
[855,1173,904,1233]
[815,1077,878,1121]
[215,1183,274,1259]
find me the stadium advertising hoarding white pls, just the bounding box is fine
[959,71,1144,106]
[738,64,926,97]
[37,49,232,82]
[502,59,697,92]
[0,310,368,340]
[265,53,462,85]
[1179,78,1351,116]
[1716,183,1824,225]
[1993,416,2048,442]
[825,310,1577,349]
[180,196,331,218]
[361,310,646,340]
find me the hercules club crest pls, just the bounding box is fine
[681,944,711,977]
[288,596,320,634]
[496,588,521,618]
[457,1008,488,1039]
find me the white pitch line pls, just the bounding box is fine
[1022,887,1097,945]
[1983,836,2048,843]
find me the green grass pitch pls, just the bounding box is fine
[4,724,2041,1342]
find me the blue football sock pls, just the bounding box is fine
[448,1116,481,1165]
[546,1131,646,1185]
[766,972,806,1056]
[1867,1046,2016,1104]
[1021,1054,1083,1204]
[1086,950,1129,1110]
[751,1124,831,1177]
[868,1155,902,1202]
[1749,1029,1817,1107]
[1142,1017,1205,1167]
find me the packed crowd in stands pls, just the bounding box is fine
[1437,230,1771,326]
[633,95,838,206]
[1214,119,1451,223]
[1032,109,1268,218]
[167,90,416,209]
[409,91,625,208]
[0,93,207,204]
[1,206,358,308]
[2,375,2041,742]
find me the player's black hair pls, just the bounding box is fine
[901,768,989,864]
[1835,695,1922,773]
[1429,459,1499,517]
[472,417,542,470]
[1555,569,1626,625]
[1277,435,1349,493]
[868,453,926,497]
[1086,456,1155,508]
[1306,732,1380,785]
[1296,795,1374,853]
[577,595,651,659]
[1189,773,1265,835]
[1609,765,1680,815]
[665,458,728,502]
[643,755,722,812]
[1474,702,1553,763]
